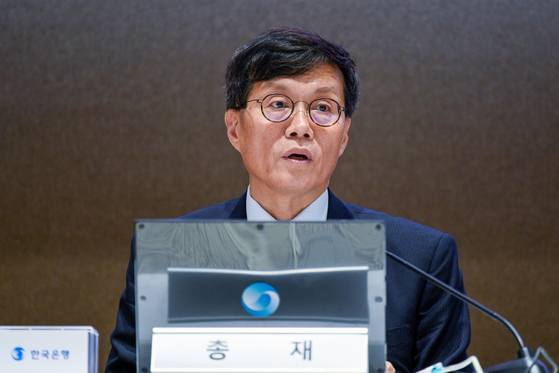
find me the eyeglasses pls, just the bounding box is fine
[247,93,346,127]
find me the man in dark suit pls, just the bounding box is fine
[106,27,470,373]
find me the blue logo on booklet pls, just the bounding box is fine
[12,347,25,361]
[242,282,280,317]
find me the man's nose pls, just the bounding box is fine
[285,103,314,139]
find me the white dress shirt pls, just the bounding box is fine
[246,185,328,222]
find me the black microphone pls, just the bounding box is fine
[386,250,554,373]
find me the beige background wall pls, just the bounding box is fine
[1,0,558,370]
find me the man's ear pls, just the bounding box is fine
[338,117,351,156]
[225,109,242,152]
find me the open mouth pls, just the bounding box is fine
[288,154,308,160]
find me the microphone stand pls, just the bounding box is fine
[386,251,553,373]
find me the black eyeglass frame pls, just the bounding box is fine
[246,93,346,127]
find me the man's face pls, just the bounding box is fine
[225,63,351,198]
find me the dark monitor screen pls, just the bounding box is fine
[168,266,370,323]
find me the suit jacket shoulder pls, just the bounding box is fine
[329,190,449,260]
[177,194,247,220]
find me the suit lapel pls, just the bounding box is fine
[327,189,354,220]
[227,192,248,219]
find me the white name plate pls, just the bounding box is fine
[151,327,368,373]
[0,326,98,373]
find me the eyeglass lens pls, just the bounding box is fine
[261,94,341,126]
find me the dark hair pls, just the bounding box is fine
[225,26,360,118]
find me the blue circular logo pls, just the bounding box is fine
[12,347,25,361]
[242,282,280,317]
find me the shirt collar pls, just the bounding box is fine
[246,185,329,222]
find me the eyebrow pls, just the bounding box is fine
[260,82,340,96]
